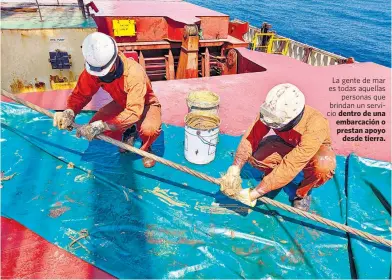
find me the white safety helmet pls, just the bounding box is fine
[82,32,118,77]
[259,83,305,129]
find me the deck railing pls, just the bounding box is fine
[5,0,89,21]
[233,19,351,66]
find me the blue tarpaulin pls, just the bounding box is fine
[1,102,391,278]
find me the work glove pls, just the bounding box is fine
[234,188,257,207]
[53,109,75,130]
[220,165,242,197]
[76,120,107,141]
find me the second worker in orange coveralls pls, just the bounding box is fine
[221,83,336,211]
[53,32,161,168]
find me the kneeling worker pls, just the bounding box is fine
[53,32,161,168]
[221,83,336,211]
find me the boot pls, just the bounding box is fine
[293,195,311,212]
[119,125,137,153]
[142,147,156,168]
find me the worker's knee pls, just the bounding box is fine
[313,164,335,183]
[140,122,161,137]
[309,147,336,182]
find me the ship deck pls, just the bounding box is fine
[1,48,391,278]
[1,101,391,278]
[1,0,228,29]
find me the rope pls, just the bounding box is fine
[1,90,221,186]
[2,89,391,248]
[258,197,391,247]
[68,229,89,251]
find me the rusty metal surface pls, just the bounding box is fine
[1,2,96,29]
[92,1,229,42]
[95,16,168,43]
[117,36,248,51]
[176,25,199,79]
[199,16,229,40]
[94,15,229,43]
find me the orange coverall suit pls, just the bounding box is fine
[66,52,161,151]
[234,105,336,198]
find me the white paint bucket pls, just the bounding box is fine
[186,90,220,115]
[184,112,220,165]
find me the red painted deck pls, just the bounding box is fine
[1,217,115,279]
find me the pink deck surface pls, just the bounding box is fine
[94,1,228,25]
[1,217,115,279]
[2,48,390,162]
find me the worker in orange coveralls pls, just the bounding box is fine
[52,32,161,168]
[222,83,336,211]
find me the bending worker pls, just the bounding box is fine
[221,83,336,211]
[53,32,161,168]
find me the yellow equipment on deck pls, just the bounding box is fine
[252,32,290,55]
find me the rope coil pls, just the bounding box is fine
[2,89,391,248]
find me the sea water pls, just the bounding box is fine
[188,0,391,67]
